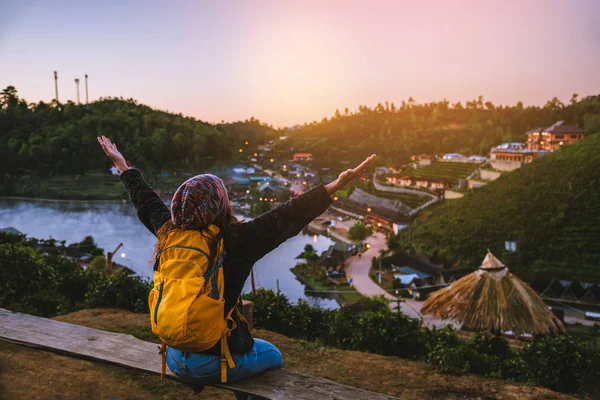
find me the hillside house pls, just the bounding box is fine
[321,242,357,268]
[490,142,541,163]
[332,188,411,233]
[293,153,313,161]
[526,121,585,152]
[258,183,277,202]
[411,153,435,167]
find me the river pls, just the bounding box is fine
[0,198,338,308]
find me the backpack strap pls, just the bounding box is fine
[205,250,226,299]
[159,341,167,379]
[220,307,237,383]
[153,245,210,271]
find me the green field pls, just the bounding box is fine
[402,161,480,186]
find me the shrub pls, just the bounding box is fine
[0,235,152,317]
[348,222,370,241]
[245,290,600,396]
[0,243,50,309]
[84,266,152,312]
[521,335,600,395]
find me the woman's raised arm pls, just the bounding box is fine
[239,154,376,263]
[97,136,170,236]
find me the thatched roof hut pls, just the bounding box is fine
[421,252,565,335]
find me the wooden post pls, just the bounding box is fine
[105,243,123,277]
[250,267,256,296]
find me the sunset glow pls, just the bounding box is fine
[1,0,599,126]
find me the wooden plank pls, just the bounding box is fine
[0,308,399,400]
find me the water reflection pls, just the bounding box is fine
[0,199,338,308]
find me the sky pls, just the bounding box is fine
[1,0,599,127]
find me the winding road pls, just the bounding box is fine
[345,231,455,328]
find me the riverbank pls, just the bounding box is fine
[291,262,362,306]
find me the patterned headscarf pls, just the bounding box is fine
[171,174,230,230]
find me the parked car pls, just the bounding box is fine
[326,270,347,278]
[468,155,487,161]
[442,153,464,160]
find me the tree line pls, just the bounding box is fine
[3,85,599,177]
[0,86,276,177]
[282,94,600,168]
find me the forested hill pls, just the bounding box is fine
[0,86,276,176]
[402,132,600,281]
[283,95,600,168]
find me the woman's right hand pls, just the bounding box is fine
[324,154,376,195]
[97,136,129,173]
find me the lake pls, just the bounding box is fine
[0,198,338,308]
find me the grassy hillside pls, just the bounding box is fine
[403,133,600,281]
[0,308,572,400]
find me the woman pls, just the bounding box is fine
[97,136,375,397]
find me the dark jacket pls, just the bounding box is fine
[120,169,333,354]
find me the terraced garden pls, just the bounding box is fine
[402,161,481,186]
[404,133,600,281]
[369,189,431,209]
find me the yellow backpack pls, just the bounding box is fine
[148,225,236,383]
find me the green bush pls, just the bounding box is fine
[84,266,152,312]
[0,234,151,317]
[0,242,52,311]
[521,335,600,395]
[348,222,370,241]
[245,289,600,396]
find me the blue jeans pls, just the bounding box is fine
[166,339,283,400]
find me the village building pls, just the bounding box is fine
[411,153,435,167]
[331,188,411,234]
[386,174,447,190]
[257,182,277,202]
[320,242,357,268]
[249,176,273,184]
[292,153,312,161]
[526,121,585,151]
[491,121,585,165]
[489,142,540,163]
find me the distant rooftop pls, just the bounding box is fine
[0,227,23,235]
[544,121,585,134]
[526,121,585,135]
[491,142,537,153]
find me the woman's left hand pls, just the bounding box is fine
[325,154,376,195]
[97,136,129,173]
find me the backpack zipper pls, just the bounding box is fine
[154,281,164,325]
